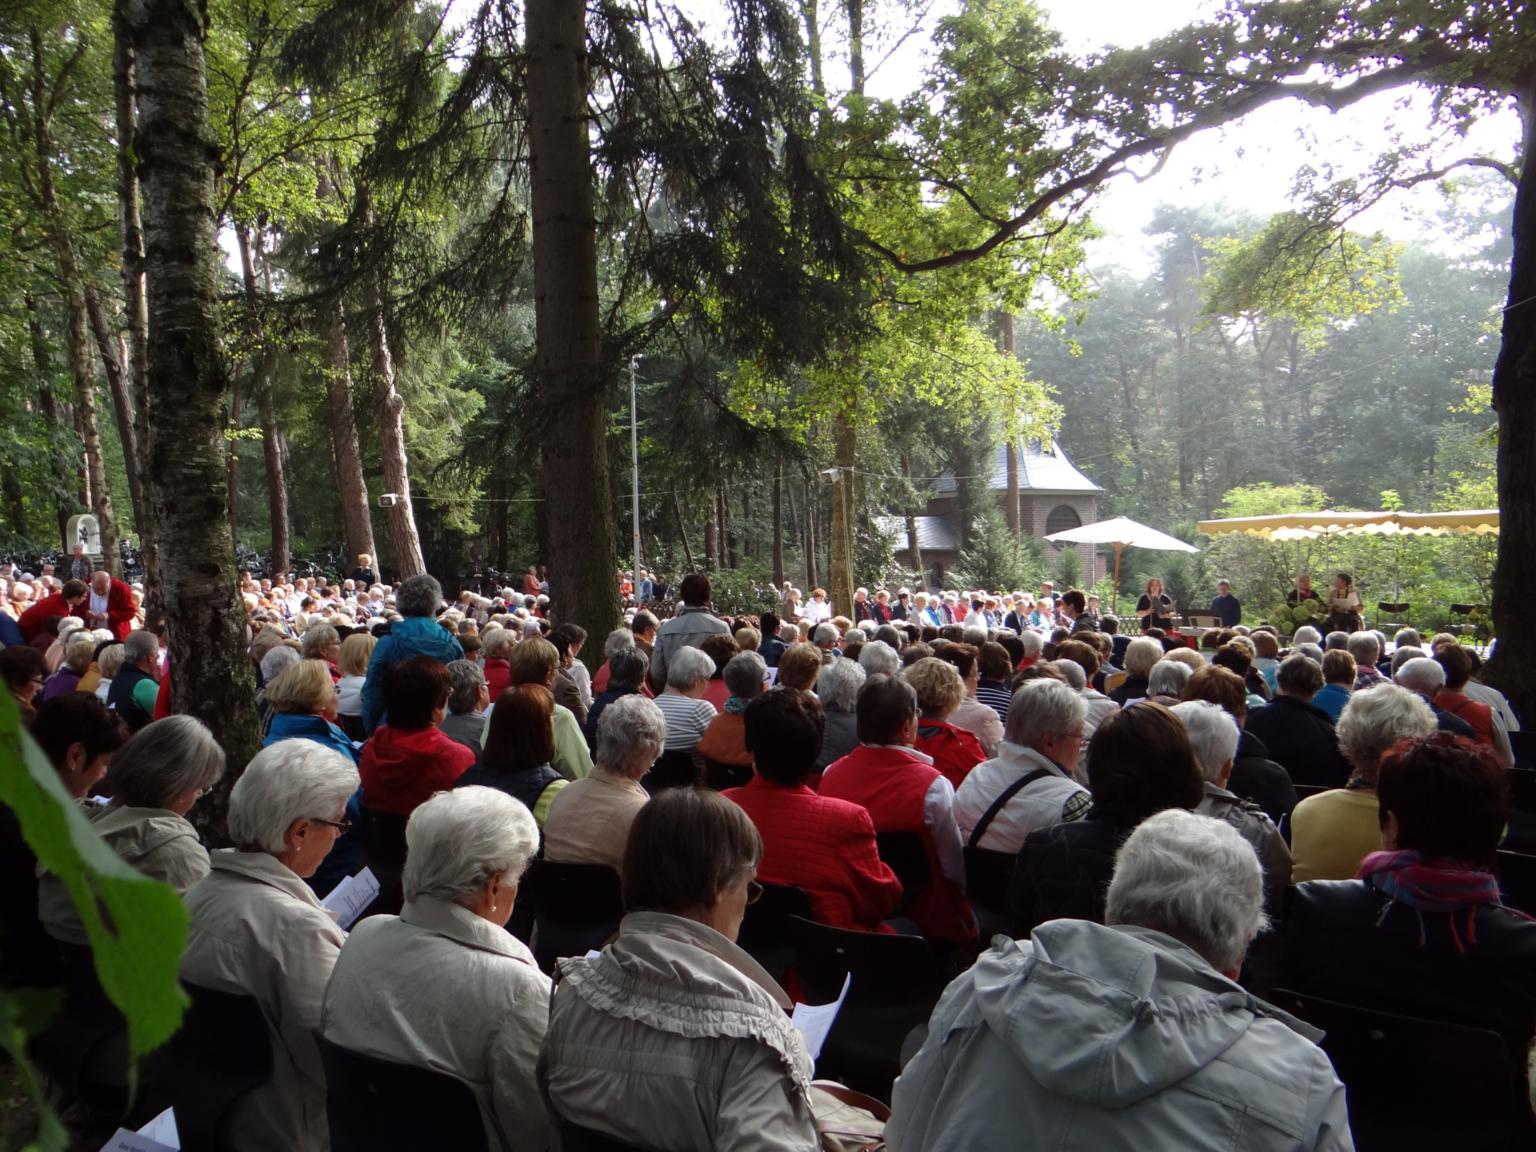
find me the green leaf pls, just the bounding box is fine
[0,690,188,1067]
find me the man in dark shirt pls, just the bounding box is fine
[1210,580,1242,628]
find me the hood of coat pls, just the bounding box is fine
[89,803,201,869]
[970,919,1318,1110]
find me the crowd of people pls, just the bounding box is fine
[3,552,1533,1150]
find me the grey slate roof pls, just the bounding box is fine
[931,442,1102,497]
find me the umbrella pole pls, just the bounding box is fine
[1112,544,1122,614]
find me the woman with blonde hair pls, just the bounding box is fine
[335,631,376,739]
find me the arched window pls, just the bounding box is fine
[1044,504,1082,544]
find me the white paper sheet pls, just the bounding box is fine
[138,1107,181,1149]
[791,973,852,1062]
[99,1107,179,1152]
[320,867,380,930]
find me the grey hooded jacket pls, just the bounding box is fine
[888,919,1353,1152]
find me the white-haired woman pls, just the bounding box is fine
[543,695,665,870]
[814,657,866,772]
[38,715,223,946]
[40,630,97,701]
[652,646,718,755]
[1288,683,1437,883]
[322,788,549,1151]
[1109,636,1163,705]
[180,740,361,1152]
[697,652,769,770]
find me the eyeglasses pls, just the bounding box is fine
[311,817,353,833]
[1046,730,1085,744]
[746,880,763,905]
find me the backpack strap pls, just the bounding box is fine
[967,767,1053,849]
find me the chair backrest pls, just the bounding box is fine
[320,1036,488,1152]
[963,847,1016,911]
[531,861,624,970]
[1291,783,1332,802]
[1506,767,1536,812]
[703,758,753,792]
[169,985,275,1152]
[1269,988,1522,1149]
[1510,733,1533,772]
[786,915,945,1006]
[360,806,409,916]
[643,748,700,793]
[736,883,812,981]
[875,831,931,901]
[558,1117,655,1152]
[1495,850,1536,917]
[1377,602,1409,615]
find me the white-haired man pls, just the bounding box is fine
[888,810,1350,1152]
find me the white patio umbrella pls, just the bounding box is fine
[1045,516,1199,612]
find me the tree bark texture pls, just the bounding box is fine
[703,501,719,569]
[527,0,618,656]
[27,29,121,574]
[322,295,377,568]
[771,453,785,586]
[125,0,261,838]
[85,286,147,535]
[368,272,425,579]
[672,493,695,569]
[1486,82,1536,723]
[828,409,856,614]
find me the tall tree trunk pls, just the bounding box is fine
[672,493,695,569]
[1487,78,1536,723]
[113,0,156,597]
[226,381,241,545]
[901,451,925,586]
[236,228,290,578]
[25,295,72,548]
[126,0,261,836]
[703,501,718,568]
[527,0,617,653]
[1,460,24,536]
[489,472,508,574]
[828,409,856,614]
[771,452,785,586]
[368,272,425,579]
[28,29,120,574]
[85,287,147,535]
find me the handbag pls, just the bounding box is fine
[809,1080,888,1151]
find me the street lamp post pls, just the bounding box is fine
[629,357,642,603]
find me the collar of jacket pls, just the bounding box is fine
[559,910,811,1088]
[208,849,328,911]
[858,743,935,765]
[401,894,539,966]
[995,740,1074,781]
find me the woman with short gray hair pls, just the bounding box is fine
[181,740,360,1152]
[360,574,465,733]
[1146,659,1191,705]
[38,715,224,945]
[441,658,491,753]
[697,652,769,772]
[323,787,549,1151]
[814,657,866,771]
[857,639,899,678]
[543,695,664,870]
[654,645,718,754]
[1288,683,1437,883]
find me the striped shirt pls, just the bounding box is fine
[652,691,718,751]
[975,679,1013,728]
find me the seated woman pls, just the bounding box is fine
[1108,636,1162,705]
[180,740,360,1152]
[3,696,126,987]
[41,630,96,701]
[543,695,665,869]
[504,637,593,779]
[585,646,647,749]
[699,632,742,713]
[905,657,986,789]
[652,645,719,756]
[335,630,376,735]
[1280,734,1536,1059]
[723,689,902,931]
[458,684,569,828]
[359,656,474,818]
[697,651,769,772]
[1006,702,1204,936]
[322,787,549,1151]
[0,644,49,726]
[813,657,865,773]
[773,642,824,693]
[1289,684,1438,883]
[38,715,223,947]
[1324,572,1363,634]
[541,786,820,1150]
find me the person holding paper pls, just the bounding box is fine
[180,740,360,1152]
[323,787,549,1152]
[541,787,820,1150]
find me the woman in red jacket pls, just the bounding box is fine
[905,657,986,789]
[723,689,902,932]
[359,656,474,816]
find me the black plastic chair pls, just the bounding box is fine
[875,831,931,913]
[1502,769,1536,852]
[703,758,754,792]
[1495,849,1536,917]
[532,860,624,971]
[643,749,700,793]
[163,984,274,1152]
[1510,733,1532,772]
[963,847,1016,912]
[319,1036,488,1152]
[786,914,947,1100]
[360,806,409,916]
[1376,602,1409,630]
[736,883,812,983]
[1269,988,1528,1151]
[557,1118,656,1151]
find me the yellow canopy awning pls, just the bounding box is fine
[1195,509,1499,539]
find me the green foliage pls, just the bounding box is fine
[1052,545,1082,590]
[702,562,780,618]
[0,691,187,1068]
[950,504,1041,592]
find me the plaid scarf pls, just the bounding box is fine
[1357,849,1532,953]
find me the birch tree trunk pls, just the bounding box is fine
[528,0,619,653]
[125,0,261,836]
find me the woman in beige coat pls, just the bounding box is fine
[540,787,819,1151]
[180,740,360,1152]
[322,786,550,1150]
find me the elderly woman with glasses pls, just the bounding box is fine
[541,786,819,1150]
[181,740,361,1152]
[323,787,548,1151]
[38,715,223,947]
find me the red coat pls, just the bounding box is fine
[819,744,975,945]
[359,725,474,816]
[914,719,986,789]
[19,592,81,643]
[724,777,902,931]
[484,658,512,700]
[75,577,136,640]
